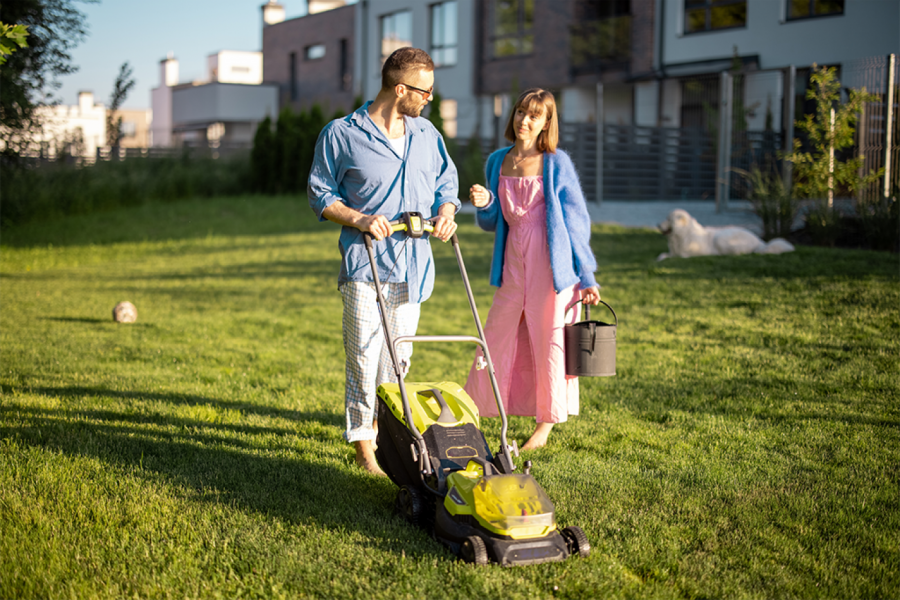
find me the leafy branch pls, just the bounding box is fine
[0,22,29,65]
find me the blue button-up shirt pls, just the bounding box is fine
[308,102,460,303]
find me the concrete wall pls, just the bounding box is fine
[208,51,264,85]
[172,82,278,126]
[663,0,899,71]
[115,108,153,148]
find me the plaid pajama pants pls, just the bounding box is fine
[339,281,421,443]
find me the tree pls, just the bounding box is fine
[427,89,445,138]
[251,116,275,193]
[106,61,135,148]
[0,0,94,157]
[0,22,29,65]
[785,65,881,204]
[784,65,884,246]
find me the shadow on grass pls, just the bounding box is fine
[0,390,446,560]
[42,317,110,324]
[0,195,339,249]
[646,246,899,281]
[1,384,341,429]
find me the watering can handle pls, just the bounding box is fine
[567,299,618,325]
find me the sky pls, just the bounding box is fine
[57,0,314,110]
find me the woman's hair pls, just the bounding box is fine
[504,88,559,153]
[381,47,434,91]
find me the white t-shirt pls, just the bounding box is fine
[388,134,406,157]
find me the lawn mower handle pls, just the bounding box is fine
[361,212,517,483]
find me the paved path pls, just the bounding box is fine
[589,199,761,233]
[461,199,762,233]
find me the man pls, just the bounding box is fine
[308,47,459,475]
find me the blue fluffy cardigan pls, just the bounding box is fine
[475,147,599,293]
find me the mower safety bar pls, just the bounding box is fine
[361,211,516,488]
[363,212,436,248]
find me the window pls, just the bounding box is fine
[492,0,534,58]
[684,0,746,34]
[340,39,351,91]
[430,1,458,67]
[120,121,137,138]
[571,0,631,72]
[381,10,412,61]
[306,44,326,60]
[786,0,844,20]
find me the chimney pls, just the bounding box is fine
[78,91,93,114]
[309,0,347,14]
[160,54,179,87]
[262,1,285,25]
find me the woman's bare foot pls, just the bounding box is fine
[354,440,386,476]
[521,422,554,451]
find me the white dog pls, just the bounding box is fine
[657,209,794,261]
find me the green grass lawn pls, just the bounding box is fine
[1,195,898,599]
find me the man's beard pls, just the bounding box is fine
[398,93,424,117]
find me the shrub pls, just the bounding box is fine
[857,184,900,252]
[738,166,799,240]
[0,151,252,227]
[250,104,329,195]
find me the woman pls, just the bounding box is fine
[464,88,601,451]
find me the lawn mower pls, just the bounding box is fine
[363,211,590,566]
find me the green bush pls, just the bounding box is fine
[251,104,330,195]
[738,166,799,240]
[452,135,488,197]
[0,152,252,227]
[857,185,900,252]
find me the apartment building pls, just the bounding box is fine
[355,0,478,139]
[262,0,357,114]
[150,50,278,148]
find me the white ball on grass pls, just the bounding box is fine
[113,301,137,323]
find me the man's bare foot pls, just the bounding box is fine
[521,422,554,451]
[354,440,386,476]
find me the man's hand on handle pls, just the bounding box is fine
[431,214,457,242]
[357,214,393,241]
[431,202,457,242]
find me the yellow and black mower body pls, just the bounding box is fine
[365,214,590,566]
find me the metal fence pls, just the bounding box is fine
[845,54,900,200]
[560,123,782,202]
[556,57,898,205]
[561,123,717,201]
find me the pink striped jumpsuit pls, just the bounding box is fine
[464,175,580,424]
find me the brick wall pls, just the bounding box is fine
[630,0,656,76]
[262,5,356,116]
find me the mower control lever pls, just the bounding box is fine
[389,211,434,238]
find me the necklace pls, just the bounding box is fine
[511,152,540,170]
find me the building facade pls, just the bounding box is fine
[27,92,152,159]
[354,0,479,139]
[477,0,656,127]
[262,1,357,115]
[151,50,278,147]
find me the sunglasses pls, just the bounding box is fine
[399,83,433,100]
